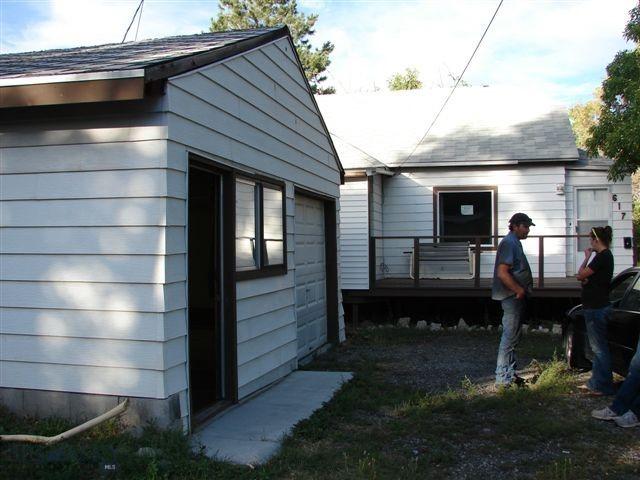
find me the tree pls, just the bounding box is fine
[387,68,422,91]
[568,87,602,149]
[586,3,640,181]
[210,0,334,94]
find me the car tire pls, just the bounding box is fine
[563,323,591,370]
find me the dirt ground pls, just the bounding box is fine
[333,328,553,392]
[311,328,640,479]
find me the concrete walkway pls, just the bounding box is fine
[193,370,353,466]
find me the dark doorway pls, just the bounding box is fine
[188,166,225,419]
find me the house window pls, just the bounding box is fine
[235,177,286,278]
[435,187,497,247]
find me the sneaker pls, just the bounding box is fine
[591,406,619,421]
[578,385,608,397]
[614,410,640,428]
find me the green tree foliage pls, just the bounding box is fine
[387,68,423,91]
[210,0,334,94]
[568,88,602,149]
[586,3,640,181]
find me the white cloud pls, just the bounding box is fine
[313,0,636,105]
[1,0,214,53]
[2,0,636,106]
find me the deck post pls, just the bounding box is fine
[414,237,420,288]
[538,236,545,288]
[369,237,376,291]
[474,237,481,287]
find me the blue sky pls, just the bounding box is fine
[0,0,636,106]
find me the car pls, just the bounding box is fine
[563,266,640,376]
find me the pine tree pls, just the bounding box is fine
[210,0,334,94]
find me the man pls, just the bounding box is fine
[492,212,535,387]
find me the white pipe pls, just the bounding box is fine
[0,399,129,445]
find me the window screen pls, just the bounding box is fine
[235,177,286,275]
[236,179,257,271]
[438,191,493,245]
[263,186,284,266]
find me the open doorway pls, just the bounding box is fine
[188,164,227,425]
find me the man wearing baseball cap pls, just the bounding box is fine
[492,212,535,387]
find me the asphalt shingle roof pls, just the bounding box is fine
[0,27,283,80]
[315,87,580,169]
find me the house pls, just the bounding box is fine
[315,87,633,308]
[0,27,345,431]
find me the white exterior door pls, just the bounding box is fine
[295,195,327,360]
[573,187,610,272]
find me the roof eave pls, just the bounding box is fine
[0,75,146,108]
[0,27,290,109]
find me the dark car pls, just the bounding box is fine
[563,267,640,376]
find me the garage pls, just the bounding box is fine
[295,194,328,360]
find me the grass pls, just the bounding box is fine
[2,329,639,479]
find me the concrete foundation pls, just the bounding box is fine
[0,387,186,432]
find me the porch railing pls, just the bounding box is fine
[369,234,591,289]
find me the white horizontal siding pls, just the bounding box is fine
[0,335,184,371]
[339,180,369,290]
[0,106,185,399]
[0,227,185,255]
[1,198,185,227]
[167,37,340,198]
[167,39,342,400]
[0,308,185,341]
[234,184,297,398]
[0,254,185,283]
[0,281,185,312]
[0,361,166,398]
[565,169,634,275]
[380,166,569,278]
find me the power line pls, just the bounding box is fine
[134,0,145,41]
[122,0,145,43]
[398,0,504,167]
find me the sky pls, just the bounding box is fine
[0,0,636,106]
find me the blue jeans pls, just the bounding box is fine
[496,296,524,385]
[584,305,615,395]
[611,337,640,416]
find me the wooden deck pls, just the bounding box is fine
[346,276,581,299]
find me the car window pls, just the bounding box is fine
[610,273,638,304]
[619,275,640,311]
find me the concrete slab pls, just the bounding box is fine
[193,370,352,465]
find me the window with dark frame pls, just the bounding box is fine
[436,188,496,246]
[235,177,286,278]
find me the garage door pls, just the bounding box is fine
[295,195,327,360]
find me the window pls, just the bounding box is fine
[435,187,497,247]
[610,273,637,304]
[620,275,640,312]
[235,176,286,278]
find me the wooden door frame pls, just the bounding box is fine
[294,186,340,344]
[187,154,238,427]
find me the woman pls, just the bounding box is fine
[576,226,615,395]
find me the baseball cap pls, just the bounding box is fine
[509,213,535,227]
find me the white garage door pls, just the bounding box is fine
[295,195,327,360]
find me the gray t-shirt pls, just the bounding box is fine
[491,231,533,301]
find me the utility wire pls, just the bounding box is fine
[134,0,145,41]
[122,0,145,43]
[398,0,503,167]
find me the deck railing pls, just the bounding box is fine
[369,234,591,289]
